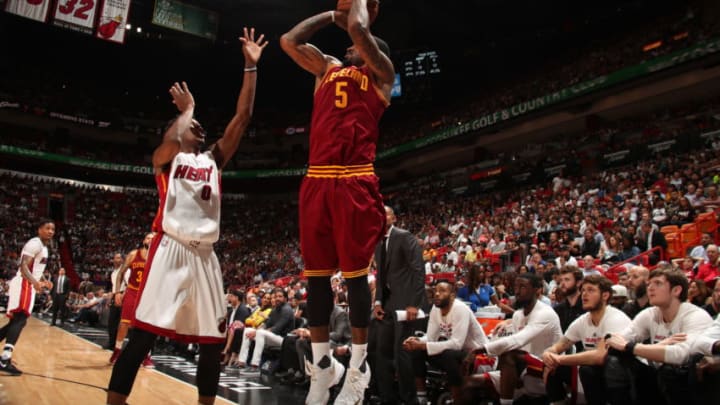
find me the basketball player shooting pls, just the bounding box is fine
[107,27,267,405]
[280,1,394,403]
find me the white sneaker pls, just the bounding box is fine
[334,361,370,405]
[305,356,345,405]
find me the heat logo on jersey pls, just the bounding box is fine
[174,165,214,183]
[322,67,370,92]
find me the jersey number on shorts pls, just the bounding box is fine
[201,185,212,201]
[335,82,348,109]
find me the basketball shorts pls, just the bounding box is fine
[133,232,226,344]
[6,276,35,318]
[299,167,385,279]
[484,352,545,397]
[120,288,139,324]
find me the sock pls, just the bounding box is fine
[1,344,13,361]
[311,342,331,367]
[500,399,513,405]
[349,343,367,369]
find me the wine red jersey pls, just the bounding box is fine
[309,64,389,166]
[126,250,147,290]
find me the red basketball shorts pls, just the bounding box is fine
[120,288,139,324]
[299,165,385,279]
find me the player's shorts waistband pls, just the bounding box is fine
[306,164,374,178]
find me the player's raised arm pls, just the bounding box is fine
[153,81,195,169]
[212,27,267,169]
[280,11,342,78]
[346,0,394,95]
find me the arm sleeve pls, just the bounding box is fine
[426,305,472,356]
[485,309,553,356]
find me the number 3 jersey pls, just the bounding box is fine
[310,64,389,165]
[153,151,221,244]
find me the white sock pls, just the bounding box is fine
[349,343,367,369]
[1,344,13,361]
[500,399,513,405]
[311,342,331,366]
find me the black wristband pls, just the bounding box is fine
[625,341,637,354]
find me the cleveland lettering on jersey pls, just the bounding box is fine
[174,165,214,182]
[323,66,369,92]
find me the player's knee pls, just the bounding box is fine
[306,277,333,327]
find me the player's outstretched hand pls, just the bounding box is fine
[239,27,268,67]
[169,81,195,113]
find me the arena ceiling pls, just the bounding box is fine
[2,0,688,114]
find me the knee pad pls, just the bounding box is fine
[306,277,334,327]
[345,276,370,328]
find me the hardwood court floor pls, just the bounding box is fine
[0,316,235,405]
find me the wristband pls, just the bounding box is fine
[625,341,637,354]
[244,66,257,72]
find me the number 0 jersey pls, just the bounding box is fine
[153,151,221,244]
[310,64,389,166]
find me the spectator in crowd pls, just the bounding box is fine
[696,244,720,284]
[622,265,651,319]
[703,282,720,318]
[688,279,711,307]
[221,290,251,366]
[609,285,629,309]
[238,288,294,376]
[605,268,713,405]
[690,232,713,263]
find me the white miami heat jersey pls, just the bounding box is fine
[17,237,49,279]
[154,151,221,244]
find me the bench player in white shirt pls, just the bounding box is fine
[464,273,563,405]
[107,28,267,405]
[403,280,488,403]
[0,218,55,376]
[605,268,713,405]
[542,275,632,405]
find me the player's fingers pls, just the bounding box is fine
[181,81,190,93]
[256,34,265,44]
[250,27,255,41]
[243,27,249,40]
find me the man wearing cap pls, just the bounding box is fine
[555,245,578,269]
[610,285,629,310]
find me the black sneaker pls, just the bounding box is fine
[0,359,22,376]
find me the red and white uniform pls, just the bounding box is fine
[134,151,226,343]
[7,237,49,318]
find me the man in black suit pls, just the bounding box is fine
[373,206,428,404]
[637,220,667,265]
[51,268,70,326]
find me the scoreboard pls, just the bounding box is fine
[402,50,441,78]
